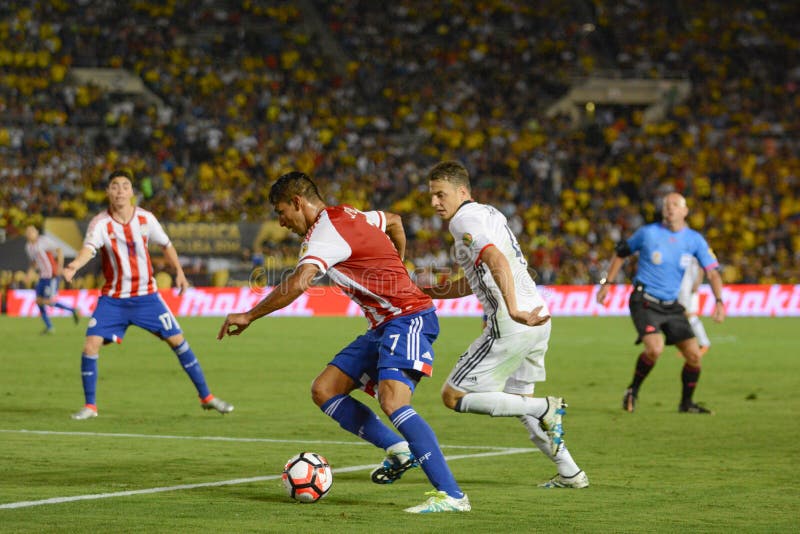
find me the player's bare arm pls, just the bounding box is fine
[63,245,96,283]
[218,263,319,339]
[481,245,550,327]
[162,244,189,295]
[384,212,407,260]
[421,275,472,299]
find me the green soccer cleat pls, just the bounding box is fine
[404,491,471,513]
[539,470,590,489]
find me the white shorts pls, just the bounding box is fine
[445,323,550,396]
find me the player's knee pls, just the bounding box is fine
[82,338,102,355]
[310,377,331,408]
[684,351,703,367]
[440,385,461,411]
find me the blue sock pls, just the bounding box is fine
[173,341,211,399]
[390,405,463,498]
[53,302,75,313]
[81,354,99,407]
[38,304,52,329]
[321,394,403,450]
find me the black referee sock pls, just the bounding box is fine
[681,364,701,406]
[629,352,655,394]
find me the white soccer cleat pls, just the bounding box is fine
[201,396,234,414]
[71,406,98,420]
[539,470,589,489]
[539,396,567,455]
[404,490,471,513]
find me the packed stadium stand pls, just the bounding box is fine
[1,0,798,291]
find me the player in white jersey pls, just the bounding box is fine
[63,169,233,420]
[678,257,711,353]
[24,224,79,333]
[421,160,588,489]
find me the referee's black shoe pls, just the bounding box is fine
[679,402,713,414]
[622,388,637,413]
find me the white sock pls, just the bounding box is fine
[520,415,580,477]
[458,392,548,418]
[689,316,710,348]
[387,440,410,454]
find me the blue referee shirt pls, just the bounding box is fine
[627,223,719,301]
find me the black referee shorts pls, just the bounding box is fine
[629,286,694,345]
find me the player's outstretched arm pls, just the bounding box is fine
[218,263,319,340]
[421,276,473,299]
[63,246,96,283]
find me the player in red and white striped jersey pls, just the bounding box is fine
[63,169,233,420]
[218,172,469,513]
[24,224,79,334]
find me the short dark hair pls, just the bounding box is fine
[427,160,471,191]
[268,171,323,205]
[106,169,134,187]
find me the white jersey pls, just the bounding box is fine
[84,207,171,298]
[449,201,548,337]
[26,235,59,278]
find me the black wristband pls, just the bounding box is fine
[715,298,724,304]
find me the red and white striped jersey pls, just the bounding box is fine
[25,235,59,278]
[84,207,171,298]
[299,205,432,328]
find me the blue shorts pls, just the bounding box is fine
[330,308,438,396]
[86,293,182,344]
[35,278,59,300]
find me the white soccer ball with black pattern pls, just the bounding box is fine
[281,452,333,503]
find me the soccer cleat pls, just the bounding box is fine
[539,396,566,455]
[202,396,234,414]
[403,490,471,513]
[41,327,55,335]
[371,449,418,484]
[539,470,590,489]
[72,309,80,325]
[622,388,637,413]
[679,402,713,414]
[71,406,98,420]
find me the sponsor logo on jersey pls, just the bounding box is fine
[651,251,662,265]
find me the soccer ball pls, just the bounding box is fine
[281,452,333,503]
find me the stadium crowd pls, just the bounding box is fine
[1,0,798,289]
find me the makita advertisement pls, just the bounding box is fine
[6,285,799,318]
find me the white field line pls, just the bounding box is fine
[0,448,534,510]
[0,428,512,450]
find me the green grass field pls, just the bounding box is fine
[1,315,797,533]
